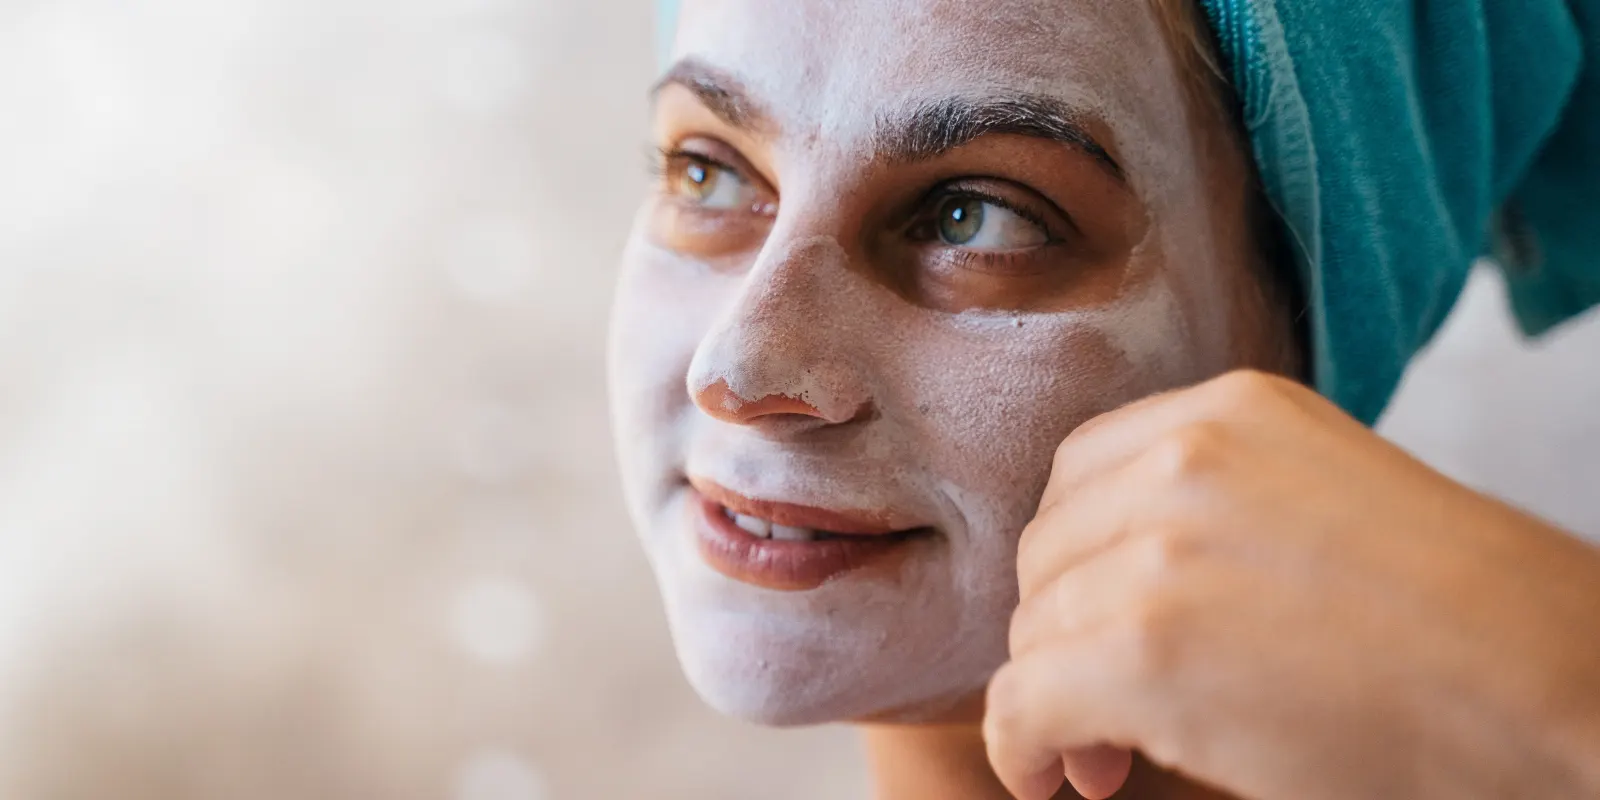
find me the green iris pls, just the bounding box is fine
[937,197,985,245]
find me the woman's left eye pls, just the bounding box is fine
[670,156,752,210]
[932,196,1049,251]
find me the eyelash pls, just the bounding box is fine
[648,147,736,184]
[646,146,1066,248]
[913,184,1056,241]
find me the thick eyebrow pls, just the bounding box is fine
[874,95,1125,180]
[651,61,1123,182]
[650,58,773,133]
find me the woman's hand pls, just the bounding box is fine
[983,370,1600,800]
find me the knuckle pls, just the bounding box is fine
[1068,410,1112,441]
[1010,571,1069,654]
[1113,544,1195,683]
[984,662,1030,735]
[1051,432,1081,474]
[1015,547,1115,653]
[1007,605,1030,655]
[1117,601,1184,684]
[1013,516,1054,589]
[1015,512,1050,558]
[1144,421,1230,482]
[1007,600,1042,657]
[1211,368,1282,408]
[1137,527,1199,580]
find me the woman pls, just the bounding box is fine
[609,0,1600,797]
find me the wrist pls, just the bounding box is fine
[1467,519,1600,797]
[1546,654,1600,795]
[1520,540,1600,795]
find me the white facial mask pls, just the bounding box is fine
[609,0,1260,724]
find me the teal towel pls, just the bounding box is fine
[1200,0,1600,423]
[653,1,1600,424]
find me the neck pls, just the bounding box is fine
[861,721,1023,800]
[857,706,1235,800]
[858,693,1073,800]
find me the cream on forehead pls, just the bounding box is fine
[669,0,1187,171]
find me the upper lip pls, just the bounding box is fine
[689,476,928,537]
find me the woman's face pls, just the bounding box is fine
[609,0,1286,725]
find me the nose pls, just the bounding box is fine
[685,236,875,433]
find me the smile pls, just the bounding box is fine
[715,506,922,542]
[686,477,935,591]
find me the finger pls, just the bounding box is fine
[1020,417,1183,601]
[1012,529,1161,654]
[984,636,1153,800]
[989,744,1133,800]
[1015,477,1140,602]
[1039,388,1190,506]
[1040,371,1315,512]
[1062,745,1135,800]
[1018,452,1214,603]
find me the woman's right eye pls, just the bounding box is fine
[647,146,776,257]
[664,154,754,211]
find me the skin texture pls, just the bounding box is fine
[986,371,1600,800]
[607,0,1293,797]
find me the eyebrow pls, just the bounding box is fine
[651,58,774,133]
[875,96,1124,180]
[652,59,1124,181]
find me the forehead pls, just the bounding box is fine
[670,0,1182,154]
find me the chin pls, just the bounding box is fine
[674,646,991,727]
[680,664,856,728]
[657,583,1005,728]
[633,485,1017,729]
[674,648,942,727]
[660,604,888,725]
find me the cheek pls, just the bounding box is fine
[892,287,1199,548]
[910,328,1116,530]
[608,234,723,455]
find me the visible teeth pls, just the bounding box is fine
[770,524,813,542]
[725,507,821,542]
[733,514,772,538]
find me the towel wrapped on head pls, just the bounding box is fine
[1201,0,1600,423]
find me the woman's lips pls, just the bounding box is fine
[686,479,932,591]
[689,477,922,535]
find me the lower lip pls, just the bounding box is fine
[687,491,924,591]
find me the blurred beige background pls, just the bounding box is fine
[0,1,1594,799]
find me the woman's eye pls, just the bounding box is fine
[934,196,1048,251]
[671,157,750,210]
